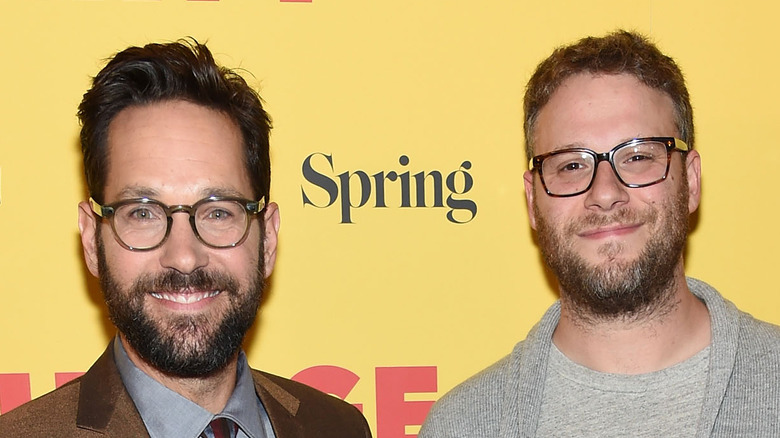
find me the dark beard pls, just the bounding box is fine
[97,233,264,377]
[535,180,689,323]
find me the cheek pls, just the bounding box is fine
[222,235,263,277]
[641,178,683,208]
[98,226,158,284]
[246,221,263,259]
[535,194,579,226]
[103,245,151,284]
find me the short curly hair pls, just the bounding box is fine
[523,30,692,160]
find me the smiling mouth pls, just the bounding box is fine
[150,290,221,304]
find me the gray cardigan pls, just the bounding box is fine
[420,278,780,437]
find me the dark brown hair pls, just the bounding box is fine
[78,38,272,202]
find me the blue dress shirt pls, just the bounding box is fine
[113,338,276,438]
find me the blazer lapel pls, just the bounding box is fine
[76,342,150,437]
[252,371,304,437]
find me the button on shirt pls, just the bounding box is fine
[113,339,276,438]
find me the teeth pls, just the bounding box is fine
[150,290,220,304]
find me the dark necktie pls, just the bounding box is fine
[199,417,238,438]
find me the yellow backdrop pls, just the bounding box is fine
[1,1,778,437]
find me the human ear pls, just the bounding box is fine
[261,202,281,278]
[685,150,702,213]
[77,201,100,278]
[524,170,537,230]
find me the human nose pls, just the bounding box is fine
[158,213,209,274]
[584,160,629,210]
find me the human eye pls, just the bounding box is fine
[199,202,242,223]
[619,143,664,167]
[559,161,587,172]
[624,152,654,163]
[125,206,159,221]
[116,203,163,226]
[549,153,591,176]
[206,208,234,221]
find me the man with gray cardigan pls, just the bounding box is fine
[420,30,780,437]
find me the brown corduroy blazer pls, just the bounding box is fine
[0,344,372,437]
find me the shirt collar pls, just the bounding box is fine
[113,337,270,438]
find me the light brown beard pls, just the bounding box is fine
[534,177,689,325]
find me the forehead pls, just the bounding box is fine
[534,73,676,154]
[104,100,251,201]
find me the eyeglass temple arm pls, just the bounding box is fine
[249,197,266,213]
[89,197,113,217]
[672,138,690,152]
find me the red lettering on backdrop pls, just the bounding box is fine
[0,374,31,414]
[375,367,437,438]
[55,372,85,388]
[291,365,363,412]
[1,365,439,434]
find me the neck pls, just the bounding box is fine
[552,267,711,374]
[119,335,238,414]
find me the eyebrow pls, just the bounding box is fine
[113,185,249,201]
[550,143,584,152]
[201,186,248,199]
[550,136,643,152]
[115,186,159,200]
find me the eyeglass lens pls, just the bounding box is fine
[112,200,249,249]
[541,140,670,196]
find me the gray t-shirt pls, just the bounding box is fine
[536,343,710,437]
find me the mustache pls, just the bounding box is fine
[567,207,657,234]
[131,269,238,294]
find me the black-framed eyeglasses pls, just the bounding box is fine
[529,137,689,197]
[90,196,265,251]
